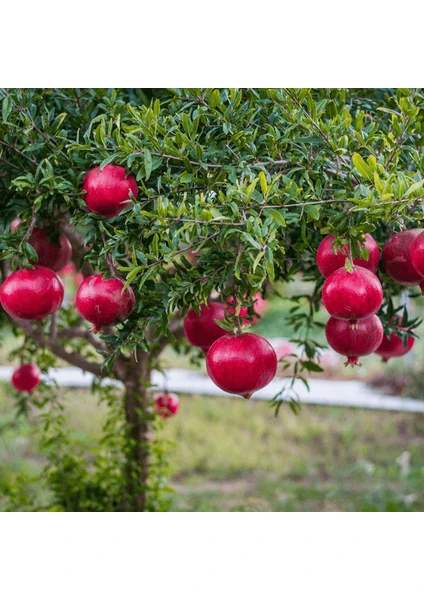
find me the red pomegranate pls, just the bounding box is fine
[410,230,424,280]
[382,229,424,286]
[322,266,383,327]
[28,227,72,272]
[317,233,380,278]
[375,318,415,362]
[76,274,135,328]
[226,292,269,325]
[184,302,227,352]
[154,393,180,419]
[82,165,138,218]
[325,315,384,366]
[206,333,277,398]
[11,218,22,232]
[11,363,41,392]
[0,266,64,320]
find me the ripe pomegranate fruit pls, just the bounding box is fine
[76,274,135,329]
[11,363,41,392]
[11,218,22,232]
[184,302,227,352]
[322,266,383,327]
[154,393,180,419]
[325,315,384,366]
[206,333,277,398]
[410,230,424,280]
[382,229,424,286]
[82,164,138,218]
[375,332,415,362]
[375,317,415,362]
[0,266,64,320]
[28,227,72,272]
[316,233,380,278]
[226,292,269,325]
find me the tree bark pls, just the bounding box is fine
[120,349,153,512]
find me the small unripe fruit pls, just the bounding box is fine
[0,266,64,321]
[82,165,138,218]
[322,266,383,326]
[206,333,277,398]
[382,229,424,286]
[12,363,41,392]
[28,227,72,272]
[154,393,180,419]
[184,302,227,351]
[325,315,384,367]
[316,233,380,278]
[75,274,135,328]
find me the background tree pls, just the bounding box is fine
[0,88,423,511]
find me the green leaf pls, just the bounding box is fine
[405,180,423,197]
[209,89,221,108]
[2,96,12,122]
[301,360,324,373]
[344,257,354,273]
[100,155,118,170]
[241,232,262,250]
[265,247,275,282]
[352,153,373,181]
[264,208,286,228]
[144,149,152,180]
[153,99,160,118]
[304,204,320,220]
[258,172,268,195]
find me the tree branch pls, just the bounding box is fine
[56,326,108,352]
[58,217,94,278]
[154,312,185,357]
[12,317,104,377]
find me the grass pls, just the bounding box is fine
[0,383,423,511]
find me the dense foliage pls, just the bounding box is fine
[0,88,423,510]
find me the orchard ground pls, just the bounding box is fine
[1,282,424,512]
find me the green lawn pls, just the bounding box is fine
[0,383,423,511]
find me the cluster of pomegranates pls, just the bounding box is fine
[183,294,277,398]
[6,165,139,393]
[318,230,422,366]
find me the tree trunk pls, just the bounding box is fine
[121,350,153,512]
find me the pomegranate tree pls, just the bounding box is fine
[1,88,424,513]
[325,315,384,366]
[11,363,41,392]
[322,266,383,327]
[316,233,380,278]
[206,333,277,398]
